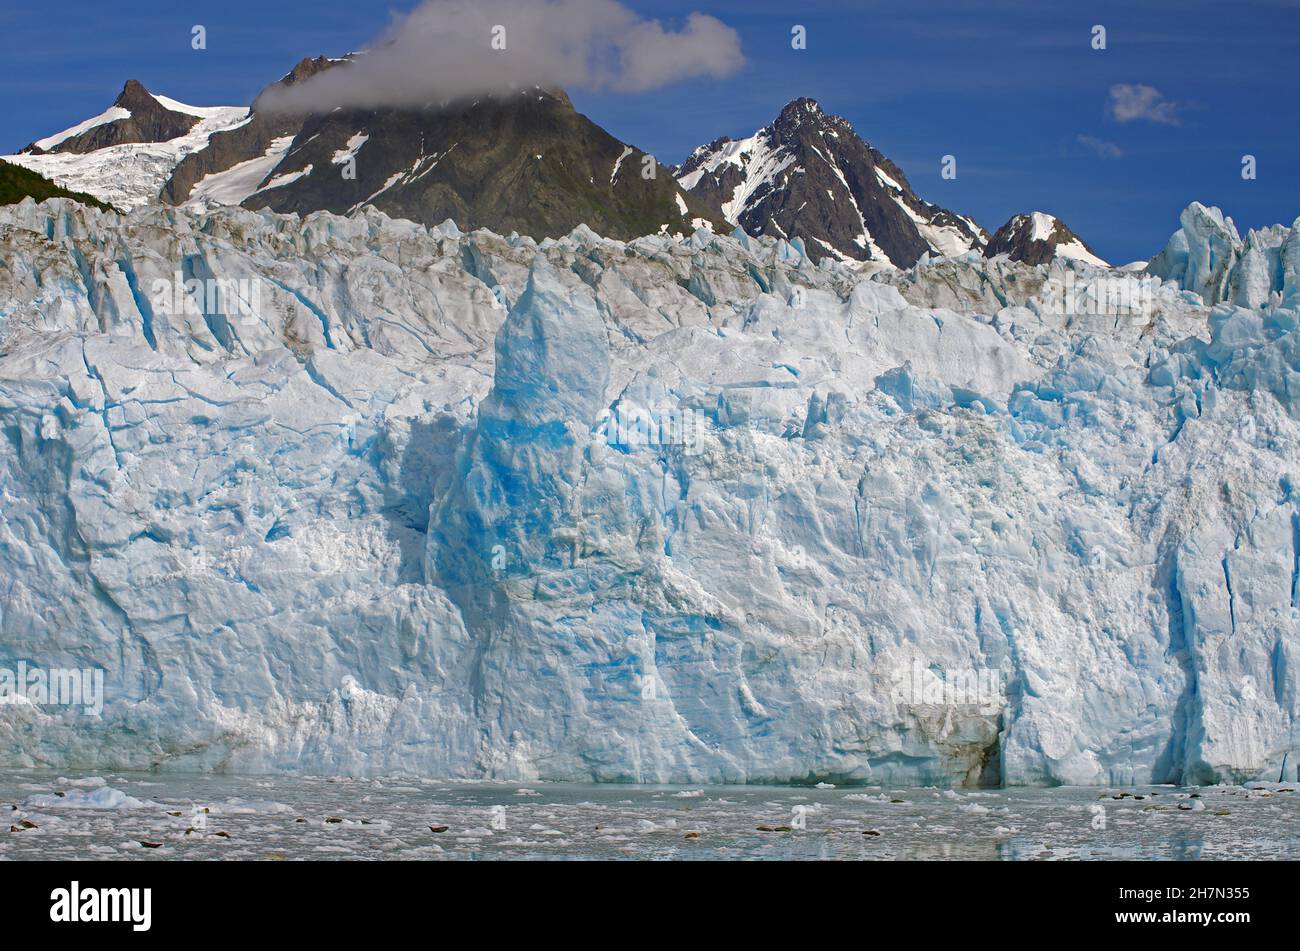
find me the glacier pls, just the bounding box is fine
[0,197,1298,786]
[1149,200,1300,310]
[3,100,251,213]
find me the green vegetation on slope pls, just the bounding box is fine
[0,160,115,212]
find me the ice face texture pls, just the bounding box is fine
[1149,201,1300,310]
[1,198,1298,786]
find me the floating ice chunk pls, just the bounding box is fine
[25,786,146,810]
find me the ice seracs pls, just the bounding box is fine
[1149,200,1300,309]
[0,196,1296,787]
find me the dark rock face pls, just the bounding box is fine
[159,57,341,205]
[161,58,721,240]
[237,88,723,240]
[984,213,1105,266]
[676,98,987,266]
[24,81,199,155]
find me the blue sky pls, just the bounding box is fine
[2,0,1296,263]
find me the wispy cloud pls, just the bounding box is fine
[1076,134,1123,158]
[259,0,744,113]
[1106,84,1182,125]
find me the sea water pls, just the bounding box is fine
[1,771,1296,860]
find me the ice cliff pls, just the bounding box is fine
[0,197,1298,786]
[1149,200,1300,310]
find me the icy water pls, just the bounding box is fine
[1,770,1297,860]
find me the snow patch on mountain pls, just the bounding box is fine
[680,131,796,225]
[185,136,295,211]
[4,100,249,209]
[331,132,370,165]
[1028,212,1056,242]
[260,164,313,191]
[880,168,984,258]
[31,107,133,152]
[1056,241,1107,267]
[610,145,633,184]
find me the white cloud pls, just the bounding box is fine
[1106,84,1181,125]
[259,0,745,113]
[1076,134,1123,158]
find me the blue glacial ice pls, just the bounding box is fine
[0,197,1298,786]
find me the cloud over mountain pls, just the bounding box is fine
[257,0,745,113]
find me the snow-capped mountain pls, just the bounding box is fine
[203,84,724,240]
[2,81,248,212]
[1,193,1298,784]
[22,80,209,155]
[160,55,352,209]
[5,75,1119,270]
[985,212,1108,268]
[5,62,720,239]
[675,98,988,266]
[10,65,1293,790]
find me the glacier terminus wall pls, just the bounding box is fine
[1,198,1299,786]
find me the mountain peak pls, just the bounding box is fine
[771,97,853,143]
[777,97,823,120]
[536,86,572,109]
[114,79,156,109]
[21,79,201,156]
[252,56,349,114]
[164,70,722,238]
[984,211,1107,267]
[676,97,986,266]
